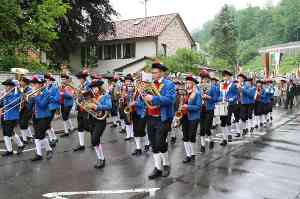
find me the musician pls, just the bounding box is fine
[219,70,239,146]
[28,75,53,161]
[181,76,201,163]
[199,70,220,152]
[19,77,34,144]
[108,76,119,128]
[87,80,112,169]
[121,74,135,141]
[59,74,74,138]
[171,80,183,145]
[262,80,275,126]
[130,73,149,156]
[254,80,264,127]
[143,61,176,179]
[247,77,257,134]
[44,73,59,146]
[73,70,91,152]
[0,79,24,156]
[237,73,255,137]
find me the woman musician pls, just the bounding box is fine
[120,74,135,140]
[44,73,60,146]
[199,70,220,153]
[29,75,53,161]
[86,79,112,169]
[19,77,34,144]
[180,76,201,163]
[0,79,24,156]
[59,74,75,138]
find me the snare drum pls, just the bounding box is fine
[214,102,228,116]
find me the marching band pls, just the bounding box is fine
[0,61,278,180]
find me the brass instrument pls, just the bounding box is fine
[11,68,29,81]
[76,94,108,120]
[134,81,161,108]
[0,87,15,101]
[123,85,135,123]
[174,95,184,127]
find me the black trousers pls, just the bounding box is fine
[61,105,72,121]
[111,100,118,117]
[254,101,264,116]
[48,109,57,129]
[132,112,146,137]
[90,118,106,146]
[19,107,32,130]
[248,104,254,120]
[2,120,17,137]
[240,104,251,122]
[77,111,90,132]
[33,117,50,140]
[182,116,198,143]
[147,116,170,154]
[200,110,214,136]
[285,96,294,109]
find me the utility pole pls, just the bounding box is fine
[141,0,150,17]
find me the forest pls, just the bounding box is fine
[192,0,300,74]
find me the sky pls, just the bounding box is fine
[110,0,281,32]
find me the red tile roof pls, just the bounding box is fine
[98,13,178,41]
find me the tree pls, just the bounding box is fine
[50,0,118,63]
[208,4,238,71]
[158,48,207,74]
[0,0,69,71]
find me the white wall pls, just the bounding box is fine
[95,39,156,73]
[121,59,149,74]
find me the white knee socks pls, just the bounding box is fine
[153,153,162,170]
[63,121,69,134]
[67,119,74,130]
[34,139,42,156]
[184,142,191,157]
[13,134,23,147]
[161,152,170,166]
[200,136,205,146]
[4,136,13,152]
[21,130,28,142]
[95,144,105,160]
[135,137,141,150]
[78,131,85,146]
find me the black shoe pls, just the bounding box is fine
[144,145,150,152]
[270,116,273,121]
[120,129,126,134]
[228,135,233,142]
[94,159,105,169]
[162,165,171,177]
[259,123,263,127]
[132,149,142,156]
[242,129,247,136]
[148,168,162,180]
[23,140,28,145]
[47,151,53,160]
[220,140,227,146]
[50,141,56,148]
[124,137,131,141]
[31,154,43,161]
[16,146,25,155]
[209,141,214,150]
[191,155,195,161]
[183,156,191,163]
[235,133,241,137]
[170,137,176,145]
[250,127,254,133]
[73,145,85,152]
[2,151,13,157]
[200,146,205,153]
[111,124,118,128]
[60,133,69,138]
[255,125,259,129]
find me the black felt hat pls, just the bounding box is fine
[237,73,247,80]
[89,80,104,88]
[2,79,16,86]
[76,70,89,79]
[30,75,46,84]
[222,70,233,77]
[152,60,168,72]
[186,76,199,84]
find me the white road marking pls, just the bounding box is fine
[0,148,35,153]
[43,188,160,199]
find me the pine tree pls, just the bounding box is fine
[209,4,238,71]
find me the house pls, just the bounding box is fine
[69,13,195,74]
[259,41,300,77]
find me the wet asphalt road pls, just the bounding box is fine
[0,107,300,199]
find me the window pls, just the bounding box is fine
[116,44,122,59]
[123,43,135,59]
[162,43,167,56]
[104,45,116,60]
[96,46,103,60]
